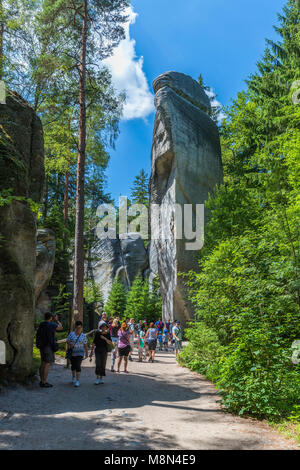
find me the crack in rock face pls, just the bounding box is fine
[149,71,223,327]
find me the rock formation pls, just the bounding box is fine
[35,229,56,319]
[0,92,44,382]
[149,71,223,326]
[89,231,148,302]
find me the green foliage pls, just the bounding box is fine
[288,405,300,424]
[124,275,145,321]
[130,169,149,206]
[146,276,163,322]
[51,284,71,329]
[182,0,300,420]
[124,275,162,323]
[32,346,41,373]
[178,322,223,381]
[83,280,103,305]
[0,188,41,217]
[104,279,127,318]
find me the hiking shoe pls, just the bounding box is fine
[40,382,53,388]
[95,378,101,385]
[74,380,80,387]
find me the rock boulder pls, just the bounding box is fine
[0,92,44,382]
[89,231,148,302]
[149,72,223,326]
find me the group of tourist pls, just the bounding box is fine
[36,312,183,388]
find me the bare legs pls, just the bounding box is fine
[39,362,51,384]
[117,356,128,372]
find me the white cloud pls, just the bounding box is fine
[104,7,155,120]
[205,89,227,123]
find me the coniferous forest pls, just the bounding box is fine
[180,1,300,422]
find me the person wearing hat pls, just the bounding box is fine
[172,320,183,356]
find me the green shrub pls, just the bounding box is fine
[216,340,300,419]
[178,322,223,382]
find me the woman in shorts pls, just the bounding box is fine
[145,322,157,363]
[117,322,131,373]
[66,321,88,387]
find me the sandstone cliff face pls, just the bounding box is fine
[89,231,148,302]
[35,229,56,320]
[0,92,44,382]
[149,72,223,326]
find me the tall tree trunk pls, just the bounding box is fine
[0,0,4,81]
[63,170,69,226]
[63,170,69,250]
[43,177,48,221]
[73,0,87,323]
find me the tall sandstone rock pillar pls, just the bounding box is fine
[0,92,44,382]
[149,72,223,327]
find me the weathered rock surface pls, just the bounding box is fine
[0,92,44,382]
[35,229,56,319]
[89,231,148,302]
[35,229,56,300]
[149,71,223,326]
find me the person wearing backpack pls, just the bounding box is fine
[155,318,164,333]
[36,312,63,388]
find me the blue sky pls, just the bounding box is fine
[105,0,287,203]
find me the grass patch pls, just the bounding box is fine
[269,420,300,446]
[32,346,41,373]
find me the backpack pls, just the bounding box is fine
[36,322,58,351]
[36,322,47,348]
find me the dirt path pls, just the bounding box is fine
[0,349,298,450]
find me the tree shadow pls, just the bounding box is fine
[0,411,176,450]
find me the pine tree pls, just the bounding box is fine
[147,277,162,322]
[104,279,127,318]
[38,0,129,322]
[124,275,145,321]
[0,0,36,85]
[130,169,149,206]
[124,276,162,323]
